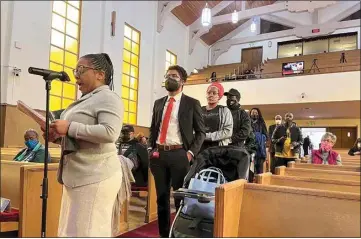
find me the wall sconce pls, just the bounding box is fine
[347,132,351,137]
[111,11,116,37]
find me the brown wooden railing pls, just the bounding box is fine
[185,62,360,85]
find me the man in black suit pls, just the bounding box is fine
[148,65,205,237]
[268,115,282,173]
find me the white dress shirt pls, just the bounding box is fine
[156,92,183,146]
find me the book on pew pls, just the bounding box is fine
[0,197,11,213]
[17,100,55,129]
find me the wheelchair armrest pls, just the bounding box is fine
[172,188,215,203]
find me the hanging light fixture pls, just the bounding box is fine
[250,18,257,32]
[232,1,238,24]
[201,3,211,27]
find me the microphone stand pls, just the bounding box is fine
[40,73,58,238]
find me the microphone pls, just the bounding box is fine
[28,67,70,82]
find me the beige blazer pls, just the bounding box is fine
[59,85,123,188]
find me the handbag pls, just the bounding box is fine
[182,167,226,220]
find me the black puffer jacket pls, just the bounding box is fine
[184,146,250,187]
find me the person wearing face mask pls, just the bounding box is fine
[348,138,361,156]
[200,82,233,151]
[118,125,149,187]
[13,129,51,163]
[308,132,341,165]
[272,112,303,168]
[148,65,205,238]
[268,115,282,174]
[249,108,268,175]
[224,88,252,147]
[43,53,126,237]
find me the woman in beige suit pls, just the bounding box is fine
[46,53,123,237]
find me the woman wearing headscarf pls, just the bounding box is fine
[45,53,124,237]
[200,82,233,151]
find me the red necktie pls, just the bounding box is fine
[159,97,175,144]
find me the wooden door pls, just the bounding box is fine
[327,127,357,149]
[241,47,263,70]
[341,127,357,149]
[327,127,342,148]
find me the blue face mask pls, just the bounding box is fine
[25,139,38,149]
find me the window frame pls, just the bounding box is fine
[122,23,141,125]
[49,0,82,111]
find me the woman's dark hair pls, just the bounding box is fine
[250,107,266,125]
[167,65,188,82]
[81,53,114,90]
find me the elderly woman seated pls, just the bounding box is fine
[13,129,51,163]
[308,132,341,165]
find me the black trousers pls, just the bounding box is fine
[270,152,276,174]
[274,157,295,169]
[303,146,309,156]
[254,156,265,175]
[149,148,190,237]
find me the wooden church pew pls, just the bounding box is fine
[275,166,361,181]
[214,179,360,237]
[256,172,360,194]
[0,160,129,236]
[288,161,360,172]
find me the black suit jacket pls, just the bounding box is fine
[148,93,206,157]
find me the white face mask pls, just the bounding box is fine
[358,143,361,148]
[275,120,282,125]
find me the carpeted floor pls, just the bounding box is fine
[118,213,176,238]
[119,196,176,238]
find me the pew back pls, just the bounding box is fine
[276,166,361,181]
[0,160,34,208]
[19,164,62,237]
[256,173,360,193]
[215,180,360,237]
[289,161,360,172]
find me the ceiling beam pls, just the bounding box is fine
[312,10,319,24]
[210,19,360,64]
[192,1,289,32]
[188,1,235,54]
[189,1,235,32]
[325,2,361,23]
[260,14,300,28]
[157,0,182,33]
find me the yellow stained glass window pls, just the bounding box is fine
[49,1,81,111]
[165,50,177,72]
[122,24,140,125]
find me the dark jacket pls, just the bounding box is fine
[118,139,148,187]
[348,146,361,156]
[268,124,277,153]
[303,137,311,148]
[13,146,50,163]
[245,131,258,156]
[229,106,252,146]
[148,93,205,156]
[184,146,250,186]
[272,124,303,155]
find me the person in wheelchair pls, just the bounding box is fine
[118,125,148,187]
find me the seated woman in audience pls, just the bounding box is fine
[13,129,50,163]
[200,82,233,152]
[308,132,341,165]
[348,138,361,156]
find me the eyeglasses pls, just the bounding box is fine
[164,74,180,80]
[73,65,96,77]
